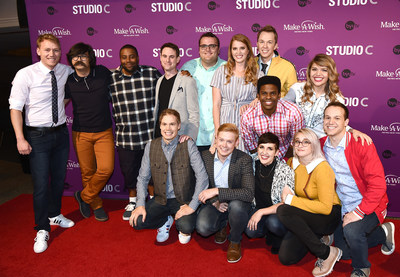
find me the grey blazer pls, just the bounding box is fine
[154,73,199,141]
[201,149,255,203]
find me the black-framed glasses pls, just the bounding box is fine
[294,140,311,147]
[72,55,88,61]
[199,44,218,50]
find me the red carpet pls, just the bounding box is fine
[0,194,399,277]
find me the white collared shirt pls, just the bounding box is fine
[9,61,73,127]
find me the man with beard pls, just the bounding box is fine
[65,42,114,222]
[109,45,162,220]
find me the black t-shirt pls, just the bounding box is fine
[65,65,112,132]
[154,74,177,138]
[254,159,277,209]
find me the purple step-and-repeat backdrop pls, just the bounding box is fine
[24,0,400,216]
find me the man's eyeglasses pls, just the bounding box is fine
[199,44,218,50]
[294,140,311,147]
[72,55,88,61]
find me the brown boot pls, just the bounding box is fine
[214,226,227,244]
[227,241,241,263]
[312,246,342,277]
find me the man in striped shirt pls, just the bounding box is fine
[241,75,304,159]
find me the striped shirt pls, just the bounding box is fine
[110,65,161,150]
[240,100,304,158]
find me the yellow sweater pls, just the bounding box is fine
[288,158,341,215]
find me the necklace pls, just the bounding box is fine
[259,159,277,178]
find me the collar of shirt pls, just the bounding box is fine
[72,68,95,82]
[258,52,277,68]
[292,157,325,173]
[214,150,232,164]
[324,132,350,150]
[161,135,179,149]
[116,65,143,79]
[256,100,285,117]
[197,57,224,71]
[39,61,60,75]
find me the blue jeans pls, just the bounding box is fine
[133,198,197,235]
[196,200,251,243]
[245,209,287,248]
[26,125,69,232]
[334,212,386,269]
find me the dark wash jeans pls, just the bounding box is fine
[334,212,386,269]
[133,198,197,235]
[26,125,69,232]
[196,200,251,244]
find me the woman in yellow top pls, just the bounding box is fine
[277,128,342,277]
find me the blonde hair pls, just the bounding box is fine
[225,34,258,86]
[36,34,60,48]
[293,128,325,161]
[302,54,343,104]
[217,123,239,140]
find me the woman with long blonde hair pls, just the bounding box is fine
[210,34,261,151]
[285,54,370,143]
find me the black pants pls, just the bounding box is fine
[277,204,341,265]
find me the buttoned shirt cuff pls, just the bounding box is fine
[353,206,365,220]
[284,194,294,205]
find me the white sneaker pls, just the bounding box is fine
[49,214,75,228]
[156,215,174,243]
[34,230,49,253]
[122,202,136,221]
[381,222,395,255]
[178,232,191,244]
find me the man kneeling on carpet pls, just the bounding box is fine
[196,123,255,263]
[129,109,208,244]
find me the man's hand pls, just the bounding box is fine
[129,206,146,227]
[17,138,32,155]
[247,210,263,231]
[180,70,192,77]
[212,201,228,212]
[179,135,192,143]
[175,204,195,220]
[351,129,372,146]
[199,188,219,203]
[343,211,361,227]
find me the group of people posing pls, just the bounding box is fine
[9,25,394,277]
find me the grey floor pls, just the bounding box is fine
[0,27,33,205]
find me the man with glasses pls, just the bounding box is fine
[65,42,114,222]
[181,32,226,151]
[9,34,74,253]
[241,76,304,158]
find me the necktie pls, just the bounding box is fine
[261,63,268,74]
[50,71,58,124]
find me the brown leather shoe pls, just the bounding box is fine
[227,242,241,263]
[214,226,227,244]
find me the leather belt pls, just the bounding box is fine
[26,123,66,132]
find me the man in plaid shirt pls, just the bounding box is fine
[110,44,162,220]
[241,76,304,159]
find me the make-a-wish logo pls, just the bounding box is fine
[341,69,355,79]
[114,25,150,37]
[67,159,80,170]
[283,20,324,33]
[376,68,400,80]
[208,1,220,10]
[385,174,400,186]
[345,20,360,31]
[297,67,307,81]
[387,98,399,108]
[166,25,178,35]
[298,0,312,7]
[47,6,58,15]
[370,122,400,135]
[124,4,136,13]
[382,150,395,159]
[381,21,400,31]
[296,46,310,56]
[195,23,233,35]
[37,27,71,38]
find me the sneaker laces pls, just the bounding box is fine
[125,202,136,211]
[157,219,172,234]
[314,258,324,269]
[35,231,49,242]
[352,269,368,277]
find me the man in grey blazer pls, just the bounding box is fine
[197,123,255,263]
[154,42,199,142]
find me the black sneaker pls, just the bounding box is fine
[94,207,109,222]
[74,191,91,218]
[122,202,136,221]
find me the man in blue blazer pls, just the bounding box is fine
[154,42,199,142]
[197,123,255,263]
